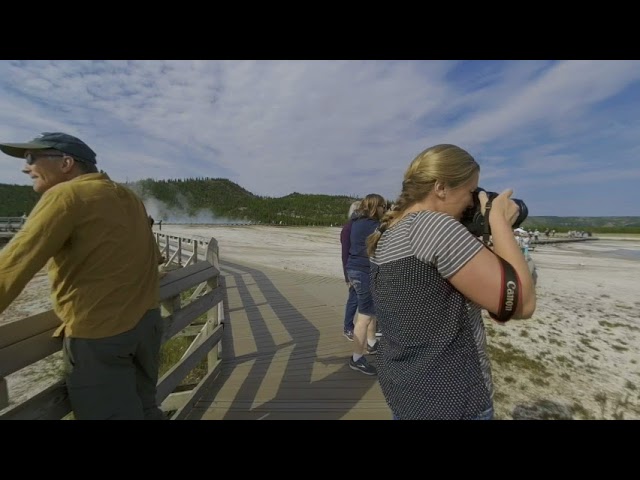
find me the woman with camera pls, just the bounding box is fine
[367,144,536,420]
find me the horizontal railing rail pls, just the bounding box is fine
[0,217,25,232]
[0,236,224,420]
[155,231,211,268]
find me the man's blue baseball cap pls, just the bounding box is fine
[0,132,97,164]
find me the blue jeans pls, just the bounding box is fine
[392,406,494,420]
[346,269,375,316]
[344,284,358,332]
[471,406,494,420]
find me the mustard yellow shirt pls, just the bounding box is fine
[0,173,160,338]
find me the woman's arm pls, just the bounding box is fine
[340,221,352,282]
[448,190,536,319]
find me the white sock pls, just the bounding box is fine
[367,338,377,347]
[353,353,363,362]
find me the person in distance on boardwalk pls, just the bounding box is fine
[340,200,361,341]
[367,144,536,419]
[0,132,165,420]
[347,193,386,376]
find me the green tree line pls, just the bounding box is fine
[132,178,357,226]
[1,178,639,232]
[0,184,40,216]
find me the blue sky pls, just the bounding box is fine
[0,60,639,216]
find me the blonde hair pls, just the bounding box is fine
[347,200,361,218]
[367,144,479,256]
[356,193,386,221]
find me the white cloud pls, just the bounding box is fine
[0,60,639,215]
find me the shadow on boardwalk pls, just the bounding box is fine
[185,260,388,420]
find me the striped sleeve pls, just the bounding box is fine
[408,211,484,279]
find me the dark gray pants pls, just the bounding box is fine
[62,308,164,420]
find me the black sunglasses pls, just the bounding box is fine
[24,152,65,165]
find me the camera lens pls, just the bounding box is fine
[513,199,528,229]
[461,188,528,236]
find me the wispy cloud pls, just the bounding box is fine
[1,60,639,215]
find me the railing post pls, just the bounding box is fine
[205,238,221,368]
[177,238,182,267]
[0,377,8,410]
[161,294,181,342]
[163,239,170,265]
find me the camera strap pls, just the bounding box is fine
[482,196,521,322]
[489,255,521,323]
[482,199,492,246]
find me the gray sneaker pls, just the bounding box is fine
[349,356,377,376]
[366,341,379,355]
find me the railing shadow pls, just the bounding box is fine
[188,260,379,420]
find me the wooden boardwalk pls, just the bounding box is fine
[183,259,390,420]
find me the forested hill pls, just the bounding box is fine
[0,184,40,217]
[1,178,639,231]
[522,216,640,230]
[130,177,356,226]
[0,178,356,226]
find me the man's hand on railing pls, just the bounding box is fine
[158,264,170,279]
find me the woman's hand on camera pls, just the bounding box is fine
[479,189,520,226]
[464,188,536,320]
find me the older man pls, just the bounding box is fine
[0,132,164,420]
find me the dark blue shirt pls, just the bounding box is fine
[346,216,379,273]
[340,220,354,282]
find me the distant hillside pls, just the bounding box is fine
[521,216,640,233]
[128,178,356,226]
[1,179,639,231]
[0,184,40,216]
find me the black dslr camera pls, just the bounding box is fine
[460,188,528,237]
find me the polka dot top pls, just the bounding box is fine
[370,211,493,420]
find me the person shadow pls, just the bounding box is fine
[185,259,383,420]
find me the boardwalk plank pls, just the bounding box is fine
[183,259,389,420]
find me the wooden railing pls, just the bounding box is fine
[0,217,25,230]
[155,231,210,268]
[0,217,24,239]
[0,236,224,420]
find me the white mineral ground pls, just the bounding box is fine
[2,228,639,419]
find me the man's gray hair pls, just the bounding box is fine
[74,157,98,174]
[347,200,361,218]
